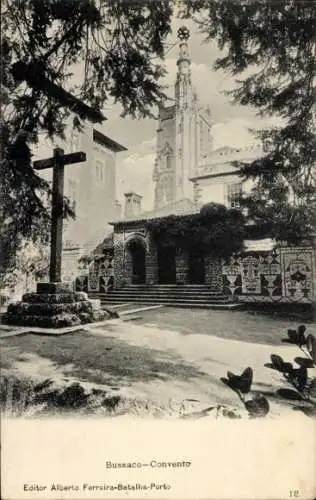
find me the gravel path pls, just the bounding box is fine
[1,318,315,418]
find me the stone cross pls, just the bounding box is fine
[33,147,86,283]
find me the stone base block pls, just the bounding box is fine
[89,299,101,310]
[3,308,109,328]
[22,292,88,304]
[37,282,74,294]
[2,284,109,328]
[7,301,97,316]
[3,313,82,328]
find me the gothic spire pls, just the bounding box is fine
[176,26,191,75]
[175,26,192,108]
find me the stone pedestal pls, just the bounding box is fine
[2,282,108,328]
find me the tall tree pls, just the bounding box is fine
[1,0,173,275]
[182,0,316,244]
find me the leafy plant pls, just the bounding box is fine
[265,325,316,415]
[221,367,270,418]
[0,241,49,298]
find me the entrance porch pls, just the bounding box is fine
[112,222,223,291]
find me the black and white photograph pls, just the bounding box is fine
[0,0,316,498]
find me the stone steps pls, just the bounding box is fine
[101,300,241,310]
[94,295,228,304]
[112,285,220,293]
[89,285,240,310]
[94,290,226,297]
[90,286,226,298]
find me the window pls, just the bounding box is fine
[227,182,242,208]
[263,139,273,152]
[96,160,105,182]
[208,128,211,144]
[200,120,203,149]
[68,179,77,210]
[165,176,173,201]
[71,131,80,152]
[166,154,172,169]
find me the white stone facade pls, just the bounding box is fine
[34,119,126,253]
[191,144,263,209]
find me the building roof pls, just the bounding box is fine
[110,198,198,226]
[81,232,114,260]
[93,129,127,152]
[124,192,143,198]
[190,143,263,181]
[206,144,262,166]
[92,233,114,257]
[110,212,194,229]
[158,104,176,120]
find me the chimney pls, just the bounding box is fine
[124,192,142,218]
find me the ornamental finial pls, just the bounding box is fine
[177,26,190,41]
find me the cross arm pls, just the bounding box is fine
[33,151,87,170]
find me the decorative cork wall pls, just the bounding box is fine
[222,247,315,303]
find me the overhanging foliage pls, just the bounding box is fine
[182,0,316,242]
[1,0,173,273]
[146,203,246,259]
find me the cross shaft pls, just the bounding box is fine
[34,147,86,282]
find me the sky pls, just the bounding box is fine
[94,18,275,211]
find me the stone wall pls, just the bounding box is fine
[176,249,187,284]
[145,234,158,285]
[87,252,114,293]
[222,246,315,304]
[205,256,223,291]
[75,250,114,293]
[113,231,127,288]
[124,248,133,286]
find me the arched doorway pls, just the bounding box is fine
[126,239,146,284]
